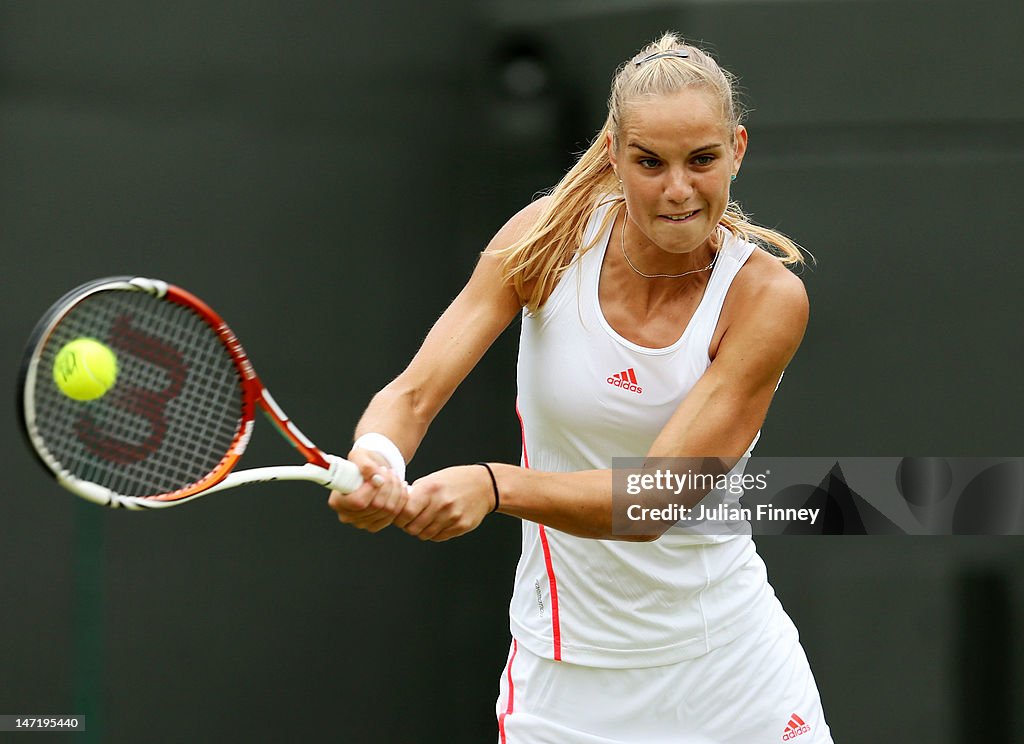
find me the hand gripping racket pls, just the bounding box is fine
[18,276,363,509]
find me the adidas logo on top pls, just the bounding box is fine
[607,367,643,395]
[781,713,810,741]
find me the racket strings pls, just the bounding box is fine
[31,290,245,497]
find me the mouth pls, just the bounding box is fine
[660,209,700,223]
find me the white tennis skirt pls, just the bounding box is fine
[496,596,832,744]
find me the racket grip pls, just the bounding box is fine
[324,454,364,493]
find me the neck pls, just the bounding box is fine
[620,211,718,279]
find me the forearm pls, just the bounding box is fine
[490,464,655,542]
[353,377,441,464]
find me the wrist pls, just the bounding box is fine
[475,462,500,513]
[485,463,529,517]
[352,433,406,481]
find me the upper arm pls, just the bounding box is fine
[387,197,552,422]
[648,267,809,459]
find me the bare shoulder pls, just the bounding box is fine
[458,195,553,311]
[483,194,553,255]
[477,194,553,305]
[730,248,809,325]
[711,247,809,362]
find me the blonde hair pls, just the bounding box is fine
[496,32,806,314]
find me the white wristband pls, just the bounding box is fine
[352,433,406,482]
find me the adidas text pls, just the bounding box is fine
[782,725,811,740]
[607,376,643,395]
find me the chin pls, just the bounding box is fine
[655,224,713,253]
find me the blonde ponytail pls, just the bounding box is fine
[493,116,623,314]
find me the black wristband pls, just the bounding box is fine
[475,462,500,513]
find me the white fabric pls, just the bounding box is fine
[510,200,771,667]
[352,432,406,482]
[497,596,834,743]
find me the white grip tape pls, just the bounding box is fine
[352,432,406,482]
[324,454,364,493]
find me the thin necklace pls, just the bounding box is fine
[620,210,719,279]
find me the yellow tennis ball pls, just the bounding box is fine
[52,337,118,401]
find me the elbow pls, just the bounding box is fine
[375,378,435,429]
[610,523,669,542]
[618,532,662,543]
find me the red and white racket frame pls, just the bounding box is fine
[20,276,363,509]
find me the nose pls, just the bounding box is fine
[663,166,694,203]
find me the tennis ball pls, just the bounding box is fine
[52,337,118,401]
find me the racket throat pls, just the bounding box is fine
[258,389,329,468]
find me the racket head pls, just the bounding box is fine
[19,276,260,509]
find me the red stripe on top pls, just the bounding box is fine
[498,639,518,743]
[627,368,637,384]
[792,714,806,726]
[537,525,562,660]
[515,398,530,469]
[515,398,562,661]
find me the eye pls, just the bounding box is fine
[693,154,716,167]
[638,157,661,169]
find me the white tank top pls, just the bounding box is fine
[509,199,775,668]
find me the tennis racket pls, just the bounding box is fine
[18,276,363,509]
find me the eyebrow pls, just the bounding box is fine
[627,141,724,156]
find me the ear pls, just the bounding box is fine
[732,125,748,173]
[605,130,617,172]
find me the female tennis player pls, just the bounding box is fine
[329,32,833,743]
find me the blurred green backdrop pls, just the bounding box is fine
[2,1,1022,741]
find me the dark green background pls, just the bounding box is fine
[2,1,1022,741]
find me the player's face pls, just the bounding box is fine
[608,87,747,260]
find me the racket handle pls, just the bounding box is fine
[324,454,364,493]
